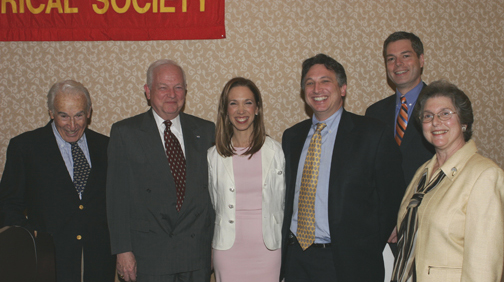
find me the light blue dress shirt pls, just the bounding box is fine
[51,121,91,199]
[290,107,343,243]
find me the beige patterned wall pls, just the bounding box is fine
[1,0,504,177]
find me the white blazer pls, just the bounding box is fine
[207,136,286,250]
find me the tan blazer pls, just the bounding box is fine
[207,136,285,250]
[397,140,504,281]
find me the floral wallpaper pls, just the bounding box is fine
[1,0,503,178]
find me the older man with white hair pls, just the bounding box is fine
[107,60,215,282]
[0,80,116,281]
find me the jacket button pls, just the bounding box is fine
[278,171,282,175]
[79,205,84,210]
[229,220,234,224]
[228,204,234,209]
[76,235,82,240]
[229,188,235,192]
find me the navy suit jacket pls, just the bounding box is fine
[281,110,405,281]
[107,110,215,276]
[365,85,435,184]
[0,123,115,282]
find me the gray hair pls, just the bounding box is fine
[47,80,92,112]
[146,59,186,89]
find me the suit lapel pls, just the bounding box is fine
[291,121,311,179]
[286,120,311,212]
[139,110,174,183]
[261,138,274,186]
[180,113,198,197]
[325,110,356,225]
[83,129,107,201]
[330,110,354,186]
[383,96,396,136]
[179,113,210,216]
[222,156,234,185]
[83,129,98,199]
[139,111,183,224]
[40,123,81,201]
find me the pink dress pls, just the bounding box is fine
[213,148,281,282]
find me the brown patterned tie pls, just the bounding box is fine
[296,122,326,250]
[163,120,186,212]
[395,96,408,146]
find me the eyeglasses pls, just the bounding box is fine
[420,109,457,123]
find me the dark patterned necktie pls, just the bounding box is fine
[70,142,90,197]
[164,120,187,212]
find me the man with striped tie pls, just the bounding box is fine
[365,32,435,257]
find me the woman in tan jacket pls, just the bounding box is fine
[391,80,504,282]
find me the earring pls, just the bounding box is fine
[462,126,467,132]
[255,113,258,116]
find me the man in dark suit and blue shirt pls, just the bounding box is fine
[365,32,435,249]
[366,31,435,187]
[107,60,215,282]
[0,80,116,281]
[281,54,405,281]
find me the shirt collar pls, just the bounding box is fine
[51,120,87,147]
[425,140,477,181]
[311,107,343,133]
[395,80,424,106]
[151,109,182,134]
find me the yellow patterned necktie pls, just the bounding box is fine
[297,122,326,250]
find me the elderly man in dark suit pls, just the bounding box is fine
[281,54,405,281]
[0,80,116,281]
[365,32,435,252]
[107,60,215,282]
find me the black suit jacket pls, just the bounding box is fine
[0,123,115,282]
[106,110,215,276]
[365,86,435,184]
[281,110,405,281]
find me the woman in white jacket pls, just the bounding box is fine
[208,77,285,282]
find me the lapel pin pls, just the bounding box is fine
[451,167,457,176]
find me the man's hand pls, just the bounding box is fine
[117,252,137,282]
[388,227,398,243]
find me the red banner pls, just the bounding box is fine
[0,0,225,41]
